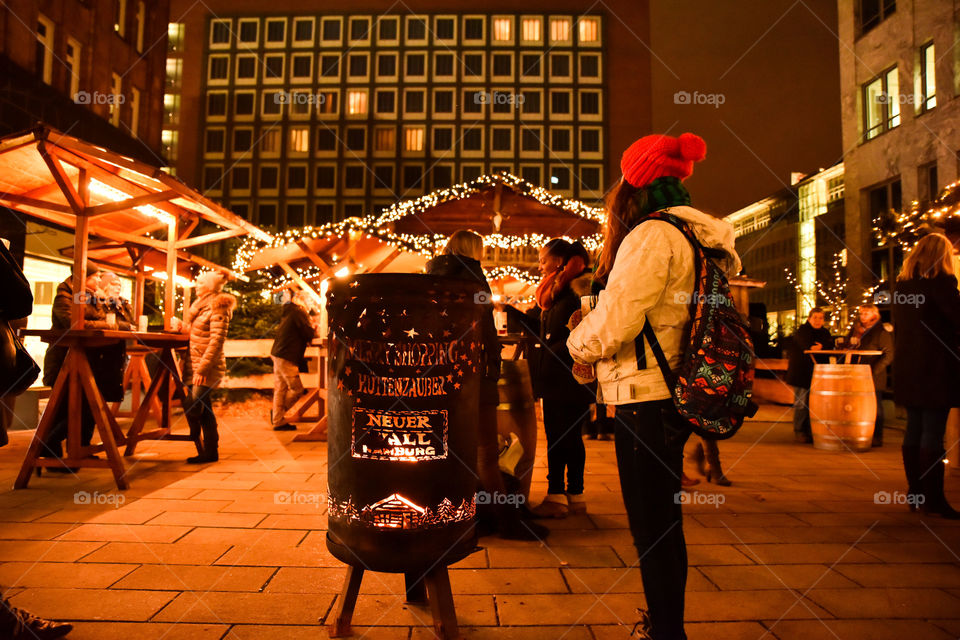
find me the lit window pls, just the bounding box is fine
[578,17,599,42]
[289,127,309,152]
[135,1,145,52]
[493,18,512,41]
[405,127,425,151]
[920,42,936,111]
[35,15,54,85]
[863,66,899,140]
[318,91,338,115]
[130,87,140,137]
[168,22,185,52]
[550,17,570,42]
[347,90,368,115]
[110,73,122,126]
[375,127,396,151]
[521,18,541,41]
[65,38,81,99]
[115,0,127,36]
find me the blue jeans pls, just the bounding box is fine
[792,386,811,436]
[904,406,950,451]
[614,400,690,640]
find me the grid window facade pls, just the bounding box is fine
[200,12,606,218]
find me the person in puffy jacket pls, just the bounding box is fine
[567,132,740,640]
[892,232,960,519]
[175,271,236,464]
[426,230,547,541]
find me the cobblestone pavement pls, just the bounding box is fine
[0,403,958,639]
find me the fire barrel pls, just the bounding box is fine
[326,274,483,573]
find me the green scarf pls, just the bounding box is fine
[627,177,691,229]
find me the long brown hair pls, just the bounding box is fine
[898,232,956,281]
[595,180,646,283]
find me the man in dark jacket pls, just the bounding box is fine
[786,307,834,443]
[849,304,893,447]
[270,287,316,431]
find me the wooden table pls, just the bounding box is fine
[287,339,329,442]
[805,349,883,365]
[15,329,200,489]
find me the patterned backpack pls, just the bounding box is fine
[634,211,757,439]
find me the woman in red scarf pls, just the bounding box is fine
[522,239,595,517]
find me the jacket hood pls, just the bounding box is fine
[663,205,742,276]
[570,273,594,297]
[198,291,237,313]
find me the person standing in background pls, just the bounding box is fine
[892,233,960,519]
[847,304,893,447]
[785,308,834,444]
[270,286,316,432]
[174,271,236,464]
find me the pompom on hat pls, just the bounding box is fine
[620,132,707,188]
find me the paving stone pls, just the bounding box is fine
[767,619,953,639]
[412,626,593,639]
[226,625,401,639]
[344,595,496,627]
[264,567,406,594]
[0,540,104,562]
[0,522,78,540]
[806,587,960,618]
[256,514,328,529]
[731,543,879,565]
[496,593,639,626]
[9,587,176,621]
[855,542,960,563]
[215,541,342,568]
[0,561,135,588]
[835,563,960,587]
[154,591,334,625]
[563,566,716,593]
[613,544,752,566]
[80,541,232,565]
[57,523,190,543]
[488,545,623,568]
[146,511,268,528]
[60,622,228,639]
[112,564,275,591]
[176,526,306,546]
[700,564,859,590]
[592,621,769,640]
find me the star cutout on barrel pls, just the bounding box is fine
[344,366,352,376]
[349,281,359,288]
[440,309,448,317]
[404,328,419,339]
[442,329,452,337]
[454,382,461,390]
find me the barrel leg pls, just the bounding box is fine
[405,572,426,604]
[424,567,461,640]
[328,565,364,637]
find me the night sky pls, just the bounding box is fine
[649,0,842,215]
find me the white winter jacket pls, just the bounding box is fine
[566,206,741,405]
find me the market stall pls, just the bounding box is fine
[0,125,271,489]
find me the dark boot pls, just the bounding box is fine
[920,448,960,519]
[702,439,732,486]
[1,598,73,639]
[691,442,707,477]
[497,503,549,541]
[901,445,922,511]
[187,419,219,464]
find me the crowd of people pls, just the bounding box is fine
[4,128,960,640]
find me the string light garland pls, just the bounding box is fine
[873,180,960,249]
[783,252,882,332]
[233,172,604,292]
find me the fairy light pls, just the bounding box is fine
[873,180,960,250]
[233,173,603,292]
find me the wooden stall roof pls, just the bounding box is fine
[373,173,604,239]
[0,125,272,278]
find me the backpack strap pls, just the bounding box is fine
[630,210,702,375]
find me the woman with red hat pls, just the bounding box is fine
[568,132,742,639]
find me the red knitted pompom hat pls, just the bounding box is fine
[620,132,707,188]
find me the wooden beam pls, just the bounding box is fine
[38,141,84,215]
[0,191,72,214]
[295,239,330,270]
[88,226,167,250]
[165,218,177,331]
[176,227,246,248]
[85,189,178,216]
[279,262,324,307]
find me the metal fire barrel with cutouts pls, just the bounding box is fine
[326,274,483,573]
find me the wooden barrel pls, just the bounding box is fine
[496,360,537,499]
[809,364,876,452]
